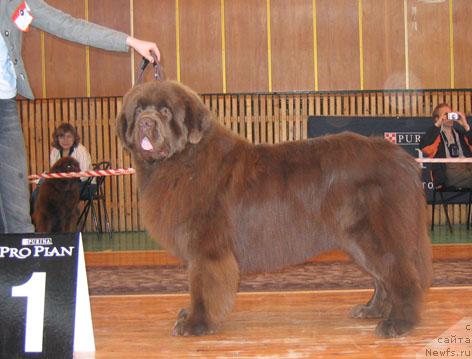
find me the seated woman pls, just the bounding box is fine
[31,123,97,211]
[419,103,472,188]
[49,123,97,198]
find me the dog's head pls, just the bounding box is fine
[117,81,211,163]
[50,156,81,174]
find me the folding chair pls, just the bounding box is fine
[77,161,112,239]
[431,181,472,233]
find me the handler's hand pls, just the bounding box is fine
[126,36,161,63]
[434,114,445,128]
[456,111,470,131]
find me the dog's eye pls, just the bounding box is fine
[159,106,172,118]
[134,107,143,117]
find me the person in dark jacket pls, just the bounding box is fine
[419,103,472,188]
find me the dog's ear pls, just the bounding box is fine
[184,90,211,144]
[117,87,143,150]
[116,110,129,148]
[117,97,137,150]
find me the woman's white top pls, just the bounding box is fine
[50,143,93,182]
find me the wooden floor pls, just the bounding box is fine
[83,286,472,358]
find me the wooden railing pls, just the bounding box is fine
[20,89,472,231]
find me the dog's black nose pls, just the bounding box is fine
[139,117,154,130]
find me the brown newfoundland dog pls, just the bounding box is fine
[32,157,81,233]
[117,81,432,338]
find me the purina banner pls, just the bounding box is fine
[307,116,471,204]
[0,232,94,359]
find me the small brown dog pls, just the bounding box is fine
[32,157,81,233]
[117,81,432,338]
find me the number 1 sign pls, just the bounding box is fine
[0,233,94,358]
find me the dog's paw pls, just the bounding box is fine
[350,304,385,319]
[375,319,413,338]
[172,309,215,336]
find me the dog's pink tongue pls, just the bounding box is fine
[141,136,154,151]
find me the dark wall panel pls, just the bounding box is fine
[363,0,405,90]
[89,0,131,97]
[225,0,268,93]
[317,0,360,91]
[270,0,314,92]
[179,0,222,93]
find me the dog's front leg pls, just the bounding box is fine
[172,251,239,336]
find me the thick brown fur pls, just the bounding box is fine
[32,157,81,233]
[117,81,433,338]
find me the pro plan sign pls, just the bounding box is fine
[0,233,94,358]
[0,237,75,259]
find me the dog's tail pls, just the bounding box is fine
[402,153,433,292]
[378,143,433,293]
[408,222,433,296]
[414,197,433,292]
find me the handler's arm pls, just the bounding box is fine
[28,0,128,52]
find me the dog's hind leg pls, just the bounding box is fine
[350,279,391,319]
[373,261,424,338]
[346,230,424,338]
[340,178,430,337]
[172,251,240,336]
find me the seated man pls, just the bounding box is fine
[419,103,472,188]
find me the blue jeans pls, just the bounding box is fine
[0,98,34,233]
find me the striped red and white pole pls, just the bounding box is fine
[28,168,136,183]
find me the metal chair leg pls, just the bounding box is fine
[90,200,101,240]
[439,192,453,233]
[96,196,103,233]
[100,197,112,240]
[431,190,436,232]
[77,199,92,231]
[467,192,472,230]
